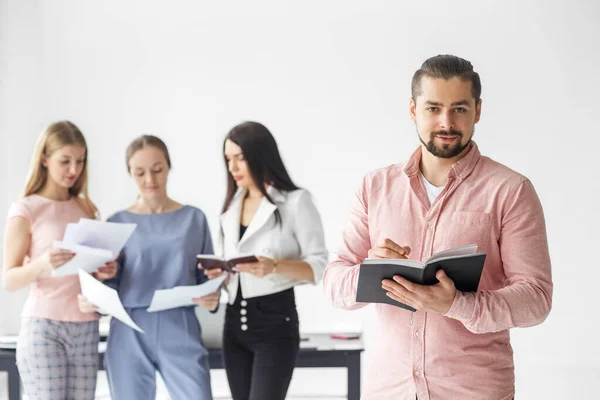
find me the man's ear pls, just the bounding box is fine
[409,97,417,122]
[474,98,482,123]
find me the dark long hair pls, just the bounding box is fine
[221,121,299,224]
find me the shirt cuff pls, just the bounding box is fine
[303,257,326,285]
[443,290,476,324]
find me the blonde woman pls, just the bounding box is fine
[2,121,116,399]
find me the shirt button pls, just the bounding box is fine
[241,324,248,331]
[240,309,247,316]
[415,331,420,338]
[415,371,421,378]
[240,300,247,307]
[241,316,247,323]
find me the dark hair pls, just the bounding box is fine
[221,121,299,223]
[125,135,172,173]
[411,55,482,104]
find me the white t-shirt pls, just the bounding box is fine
[421,173,445,206]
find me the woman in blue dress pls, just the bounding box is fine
[78,135,217,400]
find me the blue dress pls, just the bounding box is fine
[104,205,214,400]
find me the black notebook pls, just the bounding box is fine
[196,254,258,273]
[356,244,486,311]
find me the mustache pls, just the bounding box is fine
[431,129,463,138]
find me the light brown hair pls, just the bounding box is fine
[23,120,97,218]
[125,135,172,173]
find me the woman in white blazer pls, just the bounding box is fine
[201,121,328,400]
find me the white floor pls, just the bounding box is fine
[3,366,600,399]
[1,369,349,400]
[93,369,347,400]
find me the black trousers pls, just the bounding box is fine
[223,287,300,400]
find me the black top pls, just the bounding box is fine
[240,224,248,241]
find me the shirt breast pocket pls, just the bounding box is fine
[444,211,492,252]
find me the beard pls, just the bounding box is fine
[418,128,473,159]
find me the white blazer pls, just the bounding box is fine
[220,186,328,303]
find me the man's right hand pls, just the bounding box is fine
[368,238,411,259]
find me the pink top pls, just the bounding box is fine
[323,142,552,400]
[7,194,99,322]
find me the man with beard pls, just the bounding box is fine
[323,55,552,400]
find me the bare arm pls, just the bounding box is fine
[3,217,75,291]
[235,257,315,281]
[3,217,44,291]
[273,259,315,282]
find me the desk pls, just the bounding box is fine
[1,333,362,400]
[0,349,19,400]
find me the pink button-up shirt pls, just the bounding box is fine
[323,142,552,400]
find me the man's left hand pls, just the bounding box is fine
[382,269,457,314]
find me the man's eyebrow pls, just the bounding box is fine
[451,100,470,107]
[424,100,471,107]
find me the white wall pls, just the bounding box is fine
[1,0,599,398]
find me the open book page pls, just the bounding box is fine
[426,244,478,264]
[196,255,225,261]
[362,258,424,268]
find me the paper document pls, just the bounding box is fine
[147,274,227,312]
[52,218,136,277]
[52,241,114,276]
[78,270,143,333]
[73,218,137,255]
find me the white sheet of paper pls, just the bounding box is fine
[75,218,136,255]
[78,270,144,333]
[51,241,114,277]
[51,219,136,277]
[147,274,227,312]
[62,223,80,243]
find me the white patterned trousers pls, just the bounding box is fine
[16,317,99,400]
